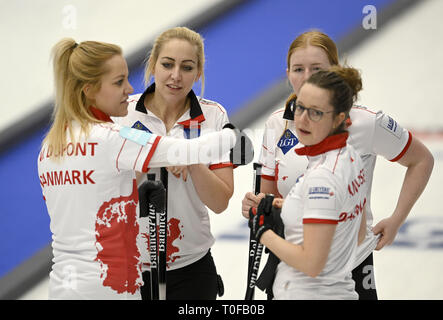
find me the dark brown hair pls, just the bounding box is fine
[307,65,362,115]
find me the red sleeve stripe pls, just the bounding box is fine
[390,131,412,162]
[332,147,343,174]
[209,163,234,170]
[303,218,338,225]
[133,145,144,170]
[142,135,162,172]
[262,174,275,181]
[116,139,127,172]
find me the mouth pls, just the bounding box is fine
[167,84,182,90]
[121,97,129,104]
[297,128,311,135]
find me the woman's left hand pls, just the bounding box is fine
[372,216,402,250]
[166,166,189,182]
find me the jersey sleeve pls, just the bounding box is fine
[301,169,344,225]
[109,125,161,173]
[373,112,412,162]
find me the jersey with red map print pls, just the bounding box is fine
[141,217,183,269]
[95,180,143,294]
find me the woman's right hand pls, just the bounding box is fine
[241,192,265,219]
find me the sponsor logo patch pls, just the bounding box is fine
[307,182,336,210]
[277,129,299,154]
[380,114,402,139]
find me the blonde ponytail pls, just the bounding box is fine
[43,38,122,159]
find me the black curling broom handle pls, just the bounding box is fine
[245,163,262,300]
[158,168,168,300]
[147,174,159,300]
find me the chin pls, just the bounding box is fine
[118,107,129,117]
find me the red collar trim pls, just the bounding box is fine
[295,132,348,156]
[89,106,113,123]
[177,113,206,128]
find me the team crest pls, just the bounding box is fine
[277,129,299,154]
[131,121,152,133]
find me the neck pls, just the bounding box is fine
[145,93,189,131]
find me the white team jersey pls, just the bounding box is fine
[259,105,412,266]
[38,120,162,300]
[273,133,368,300]
[113,84,231,270]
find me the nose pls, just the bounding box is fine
[298,108,310,123]
[126,81,134,95]
[171,65,181,81]
[303,69,313,82]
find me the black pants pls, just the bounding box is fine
[352,253,378,300]
[140,250,222,300]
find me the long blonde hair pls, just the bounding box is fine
[144,27,205,97]
[44,38,122,158]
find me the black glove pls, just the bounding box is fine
[223,123,254,166]
[248,194,275,241]
[138,180,166,217]
[256,206,283,298]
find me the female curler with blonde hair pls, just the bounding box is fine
[38,37,239,299]
[115,26,235,300]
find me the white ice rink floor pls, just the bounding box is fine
[18,0,443,300]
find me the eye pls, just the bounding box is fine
[295,104,305,113]
[114,79,124,86]
[312,109,323,117]
[161,62,173,69]
[292,67,303,73]
[182,65,194,72]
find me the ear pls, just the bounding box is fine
[286,67,289,79]
[333,112,346,129]
[195,70,202,83]
[83,84,94,99]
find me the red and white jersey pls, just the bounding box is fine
[38,117,162,299]
[113,84,232,270]
[259,105,412,266]
[273,133,367,300]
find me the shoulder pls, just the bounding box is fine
[349,105,397,130]
[128,93,142,106]
[349,105,378,129]
[91,122,122,138]
[127,93,144,114]
[198,97,227,115]
[198,97,230,129]
[265,107,287,129]
[317,146,358,177]
[347,105,382,153]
